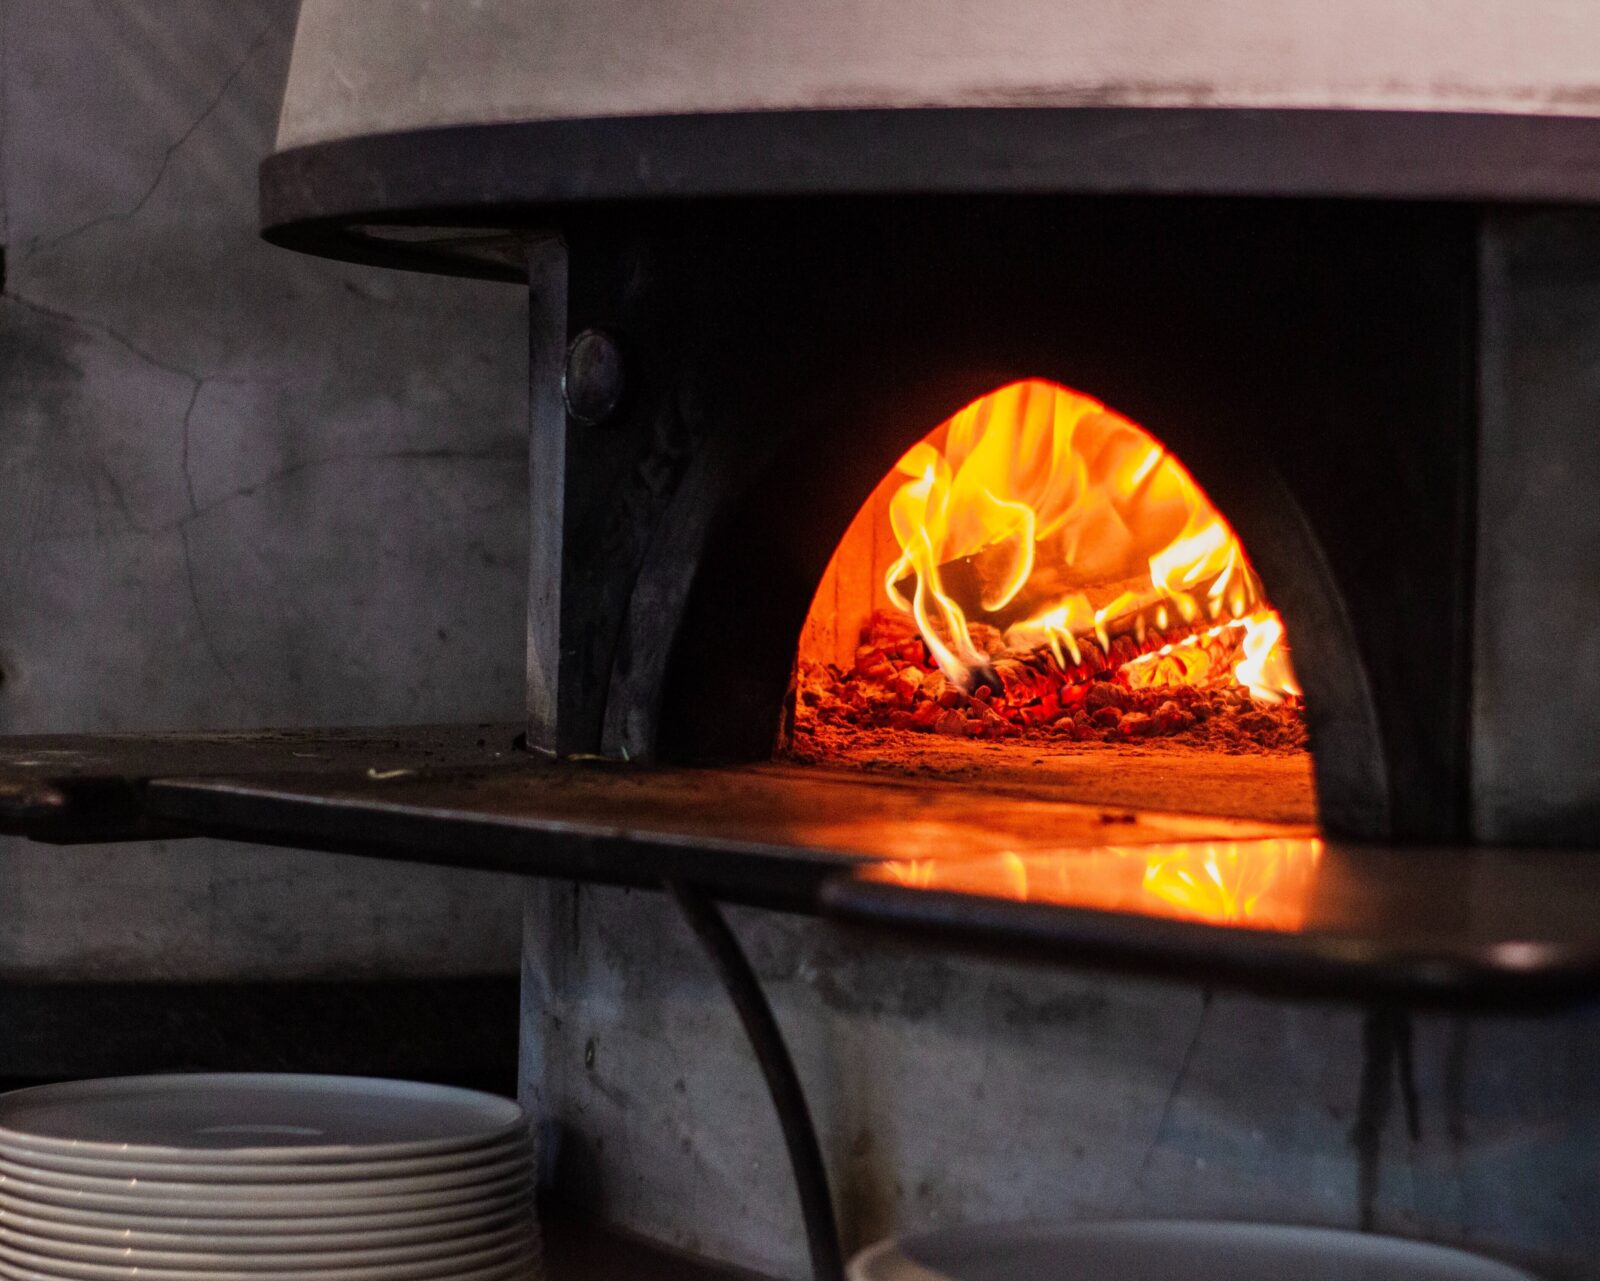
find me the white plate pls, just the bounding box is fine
[0,1250,537,1281]
[0,1203,528,1254]
[0,1190,533,1237]
[0,1134,531,1185]
[0,1153,532,1202]
[0,1221,535,1271]
[0,1170,533,1220]
[0,1236,532,1281]
[0,1078,525,1165]
[850,1221,1538,1281]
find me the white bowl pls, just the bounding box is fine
[0,1189,532,1236]
[849,1221,1538,1281]
[0,1236,532,1281]
[0,1170,533,1220]
[0,1078,525,1166]
[0,1221,534,1271]
[0,1202,527,1254]
[0,1134,532,1185]
[0,1153,532,1202]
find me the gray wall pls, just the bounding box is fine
[0,2,527,979]
[525,884,1600,1281]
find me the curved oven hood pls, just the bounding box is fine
[279,0,1600,143]
[261,0,1600,277]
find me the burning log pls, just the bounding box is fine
[894,550,1240,632]
[894,555,1236,693]
[790,607,1305,757]
[894,555,1147,633]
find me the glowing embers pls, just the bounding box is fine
[868,838,1325,932]
[882,379,1297,701]
[793,379,1306,754]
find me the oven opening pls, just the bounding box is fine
[786,378,1315,822]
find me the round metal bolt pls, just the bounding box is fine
[562,329,626,426]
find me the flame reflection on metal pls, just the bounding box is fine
[869,838,1324,931]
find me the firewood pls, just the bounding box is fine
[1119,711,1154,737]
[893,559,1233,636]
[791,598,1304,756]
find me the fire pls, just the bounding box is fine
[881,380,1299,701]
[872,838,1324,932]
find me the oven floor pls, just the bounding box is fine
[783,733,1315,825]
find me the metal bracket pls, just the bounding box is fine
[666,879,845,1281]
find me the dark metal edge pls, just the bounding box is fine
[0,725,526,843]
[144,776,858,914]
[0,777,188,845]
[817,877,1600,1012]
[259,107,1600,277]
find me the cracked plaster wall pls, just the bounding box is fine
[0,1,527,980]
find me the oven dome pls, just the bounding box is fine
[261,0,1600,279]
[279,0,1600,149]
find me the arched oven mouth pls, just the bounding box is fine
[787,375,1307,797]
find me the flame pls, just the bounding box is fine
[1236,612,1302,704]
[881,380,1298,700]
[872,838,1324,932]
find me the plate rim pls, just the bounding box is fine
[0,1077,525,1165]
[0,1133,530,1184]
[0,1233,531,1281]
[0,1188,533,1234]
[0,1171,534,1220]
[0,1248,539,1281]
[849,1219,1538,1281]
[0,1151,532,1200]
[0,1220,534,1270]
[0,1201,528,1252]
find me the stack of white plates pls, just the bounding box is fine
[0,1075,538,1281]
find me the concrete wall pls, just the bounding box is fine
[524,883,1600,1280]
[0,2,528,980]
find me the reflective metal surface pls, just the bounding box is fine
[828,837,1600,1006]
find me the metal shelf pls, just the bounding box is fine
[7,726,1600,1007]
[820,839,1600,1009]
[0,724,524,844]
[141,750,1286,913]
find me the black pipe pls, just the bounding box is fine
[665,879,845,1281]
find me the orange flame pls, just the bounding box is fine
[881,380,1298,700]
[872,838,1324,932]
